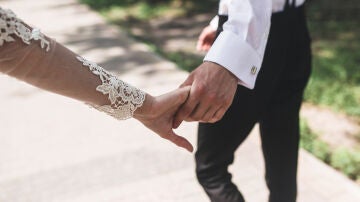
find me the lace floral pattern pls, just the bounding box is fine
[77,56,145,120]
[0,7,50,51]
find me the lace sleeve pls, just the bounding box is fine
[76,56,145,120]
[0,8,50,51]
[0,7,145,120]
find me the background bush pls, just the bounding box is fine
[80,0,219,12]
[301,119,360,181]
[331,148,360,181]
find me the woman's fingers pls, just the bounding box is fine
[165,130,193,152]
[158,86,191,111]
[142,86,192,152]
[173,85,199,128]
[174,86,191,105]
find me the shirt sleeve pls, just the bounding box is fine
[204,0,272,89]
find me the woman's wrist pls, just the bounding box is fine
[133,93,154,120]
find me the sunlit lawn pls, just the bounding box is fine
[305,1,360,116]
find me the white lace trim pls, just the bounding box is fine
[77,56,145,120]
[0,7,50,51]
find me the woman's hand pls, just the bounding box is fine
[133,86,193,152]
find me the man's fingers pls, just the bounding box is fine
[197,39,212,52]
[211,107,227,123]
[198,29,208,42]
[196,42,204,51]
[166,131,193,152]
[204,44,211,51]
[189,101,211,121]
[200,106,221,123]
[196,37,205,51]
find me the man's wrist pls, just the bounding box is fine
[203,61,239,84]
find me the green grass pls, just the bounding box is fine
[155,50,203,72]
[102,2,184,21]
[137,41,203,72]
[80,0,184,21]
[300,119,332,163]
[305,1,360,116]
[80,0,218,18]
[300,119,360,182]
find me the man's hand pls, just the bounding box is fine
[173,62,238,128]
[196,25,217,52]
[134,87,193,152]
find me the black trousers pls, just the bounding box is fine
[195,5,312,202]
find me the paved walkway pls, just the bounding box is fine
[0,0,359,201]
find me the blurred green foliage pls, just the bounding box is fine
[305,0,360,117]
[80,0,218,13]
[331,148,360,181]
[300,119,331,163]
[80,0,171,9]
[300,119,360,181]
[140,42,202,72]
[102,2,176,20]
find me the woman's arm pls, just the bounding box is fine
[0,8,193,152]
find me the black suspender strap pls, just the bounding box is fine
[216,15,229,39]
[284,0,290,10]
[284,0,296,10]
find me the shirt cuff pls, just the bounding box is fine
[204,30,262,89]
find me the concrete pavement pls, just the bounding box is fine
[0,0,359,201]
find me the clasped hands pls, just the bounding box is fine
[134,62,238,153]
[134,26,238,153]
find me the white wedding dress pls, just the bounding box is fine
[0,7,145,120]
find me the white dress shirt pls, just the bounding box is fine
[204,0,306,89]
